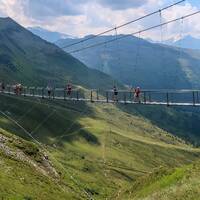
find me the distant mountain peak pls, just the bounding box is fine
[28,26,76,43]
[0,16,12,21]
[148,35,200,50]
[184,35,196,39]
[172,35,200,50]
[0,16,24,32]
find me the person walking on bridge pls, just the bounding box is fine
[134,87,141,103]
[113,86,118,102]
[14,83,22,95]
[47,85,52,98]
[18,84,22,95]
[66,83,72,96]
[0,81,5,92]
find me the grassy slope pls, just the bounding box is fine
[121,161,200,200]
[0,129,74,200]
[1,94,200,199]
[119,105,200,146]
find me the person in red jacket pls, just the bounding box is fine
[134,87,141,103]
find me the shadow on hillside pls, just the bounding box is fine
[118,104,200,146]
[55,128,100,147]
[0,94,100,146]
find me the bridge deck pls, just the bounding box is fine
[1,89,200,107]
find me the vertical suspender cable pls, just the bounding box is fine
[134,32,141,88]
[159,9,167,102]
[175,18,184,89]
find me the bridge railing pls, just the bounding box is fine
[2,85,200,106]
[141,90,200,105]
[103,89,200,105]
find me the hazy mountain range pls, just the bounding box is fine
[56,35,200,89]
[148,35,200,50]
[166,35,200,50]
[28,26,200,50]
[27,27,200,90]
[27,27,75,43]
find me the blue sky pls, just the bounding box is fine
[190,0,200,7]
[0,0,199,39]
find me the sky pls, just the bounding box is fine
[0,0,199,40]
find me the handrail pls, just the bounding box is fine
[1,85,200,107]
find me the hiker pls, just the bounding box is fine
[47,85,52,98]
[113,86,118,102]
[0,81,5,92]
[18,84,22,95]
[66,83,72,96]
[134,87,141,103]
[14,84,22,95]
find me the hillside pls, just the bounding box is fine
[57,35,200,89]
[121,161,200,200]
[0,128,74,200]
[120,105,200,146]
[0,17,117,89]
[1,93,200,199]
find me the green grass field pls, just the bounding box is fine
[1,93,200,199]
[121,160,200,200]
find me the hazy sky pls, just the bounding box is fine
[0,0,199,40]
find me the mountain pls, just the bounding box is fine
[1,92,200,199]
[0,17,117,89]
[28,26,74,43]
[148,35,200,50]
[1,17,200,200]
[57,35,200,89]
[173,35,200,50]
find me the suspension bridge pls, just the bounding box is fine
[1,86,200,107]
[0,1,198,110]
[1,1,200,200]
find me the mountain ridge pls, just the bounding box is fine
[28,26,75,43]
[0,17,118,89]
[56,35,200,89]
[165,35,200,50]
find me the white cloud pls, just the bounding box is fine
[163,2,200,38]
[0,0,199,40]
[96,0,149,10]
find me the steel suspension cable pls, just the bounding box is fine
[159,9,166,88]
[174,18,184,89]
[68,11,200,54]
[0,109,94,200]
[134,32,141,78]
[61,0,185,49]
[115,27,120,87]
